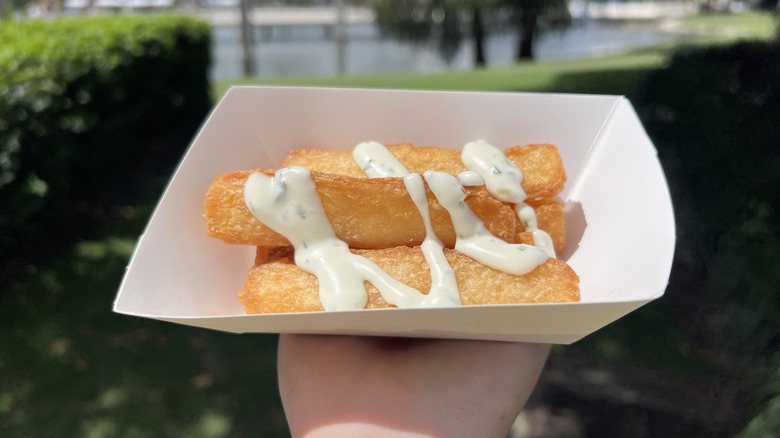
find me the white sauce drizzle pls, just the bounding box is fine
[457,170,484,187]
[351,146,462,305]
[462,140,557,258]
[353,141,409,177]
[243,139,557,311]
[462,139,527,202]
[244,167,457,310]
[402,174,462,307]
[423,171,548,275]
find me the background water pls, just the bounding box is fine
[211,19,682,80]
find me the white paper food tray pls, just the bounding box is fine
[113,87,675,344]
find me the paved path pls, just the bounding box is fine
[196,6,374,27]
[577,1,697,20]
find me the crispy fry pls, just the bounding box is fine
[515,198,565,255]
[284,143,567,198]
[238,245,580,313]
[210,142,580,314]
[205,169,519,248]
[254,246,294,265]
[254,194,567,266]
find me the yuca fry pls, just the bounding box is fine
[284,143,566,198]
[516,198,565,255]
[254,246,294,265]
[239,245,580,313]
[205,169,519,248]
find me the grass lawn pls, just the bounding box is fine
[676,9,778,40]
[215,49,668,97]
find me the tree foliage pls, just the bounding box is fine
[367,0,570,66]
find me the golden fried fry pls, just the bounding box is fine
[254,246,294,265]
[284,143,566,198]
[515,198,565,255]
[238,245,580,313]
[205,170,519,248]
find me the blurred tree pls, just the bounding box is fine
[757,0,778,10]
[365,0,481,65]
[366,0,570,67]
[502,0,571,60]
[697,0,733,12]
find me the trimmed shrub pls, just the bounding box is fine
[0,15,212,284]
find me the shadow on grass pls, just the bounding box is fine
[539,66,661,97]
[0,234,288,437]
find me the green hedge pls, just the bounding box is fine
[0,15,212,284]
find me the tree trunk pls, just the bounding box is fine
[335,0,347,75]
[471,7,487,67]
[516,6,538,60]
[239,0,256,77]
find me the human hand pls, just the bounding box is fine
[277,334,550,438]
